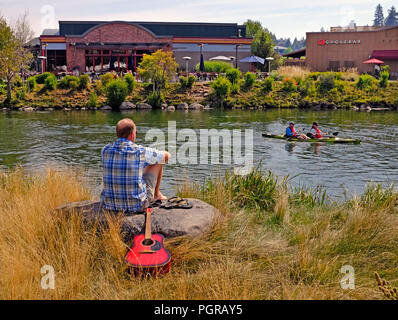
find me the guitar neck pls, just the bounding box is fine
[144,208,152,241]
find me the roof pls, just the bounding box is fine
[282,48,306,58]
[42,29,60,35]
[57,21,246,38]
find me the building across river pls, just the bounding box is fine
[38,21,252,74]
[285,25,398,78]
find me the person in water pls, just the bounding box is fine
[286,122,309,140]
[308,122,328,139]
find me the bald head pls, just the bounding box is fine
[116,118,136,140]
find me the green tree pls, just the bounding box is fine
[244,20,278,72]
[244,19,263,37]
[137,49,178,97]
[373,4,385,26]
[385,6,397,26]
[0,15,33,106]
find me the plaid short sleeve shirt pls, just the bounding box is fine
[100,138,164,212]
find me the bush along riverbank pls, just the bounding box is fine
[0,166,397,299]
[1,67,398,111]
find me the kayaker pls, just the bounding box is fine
[308,122,328,139]
[286,122,309,140]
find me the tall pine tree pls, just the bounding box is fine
[373,4,384,26]
[385,6,398,26]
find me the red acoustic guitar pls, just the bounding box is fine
[125,207,171,276]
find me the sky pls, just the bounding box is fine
[0,0,397,40]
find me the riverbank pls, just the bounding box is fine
[2,70,398,111]
[0,167,396,299]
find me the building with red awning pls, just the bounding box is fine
[305,25,398,78]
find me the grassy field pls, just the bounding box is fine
[0,166,397,300]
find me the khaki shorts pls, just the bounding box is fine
[140,172,157,210]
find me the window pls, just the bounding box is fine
[328,61,340,71]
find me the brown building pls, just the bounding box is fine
[305,26,398,77]
[39,21,252,74]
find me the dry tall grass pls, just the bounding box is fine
[277,66,311,80]
[0,167,397,300]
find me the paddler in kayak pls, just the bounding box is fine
[308,122,328,139]
[285,122,309,140]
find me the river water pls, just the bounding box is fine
[1,109,397,199]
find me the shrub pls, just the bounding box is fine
[307,72,321,81]
[34,72,52,84]
[26,77,36,92]
[210,76,231,105]
[69,80,79,91]
[88,91,98,108]
[231,82,240,94]
[335,80,347,93]
[318,73,335,93]
[282,77,297,92]
[196,61,233,73]
[261,77,274,93]
[244,72,256,89]
[356,74,376,90]
[58,75,79,89]
[379,71,389,88]
[13,75,23,88]
[106,79,128,110]
[147,91,165,107]
[298,79,316,97]
[93,80,105,96]
[100,73,116,87]
[43,74,57,91]
[15,88,26,100]
[78,74,90,90]
[179,75,196,90]
[226,68,241,84]
[123,73,136,93]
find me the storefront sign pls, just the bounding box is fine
[318,39,361,46]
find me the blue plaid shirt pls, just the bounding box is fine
[100,138,164,212]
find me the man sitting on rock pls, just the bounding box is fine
[100,118,170,213]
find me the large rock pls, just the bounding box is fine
[137,103,152,109]
[120,101,136,110]
[188,103,204,110]
[57,198,219,240]
[176,102,188,110]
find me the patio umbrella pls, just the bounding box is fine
[209,55,233,61]
[200,53,205,72]
[110,56,116,71]
[363,58,384,64]
[239,55,265,64]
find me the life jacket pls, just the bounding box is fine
[287,126,297,137]
[313,126,322,139]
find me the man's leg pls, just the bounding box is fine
[144,164,168,201]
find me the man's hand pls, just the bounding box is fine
[163,151,171,163]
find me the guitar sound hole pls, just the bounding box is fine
[142,239,154,246]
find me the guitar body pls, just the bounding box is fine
[125,208,171,276]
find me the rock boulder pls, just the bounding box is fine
[57,198,219,240]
